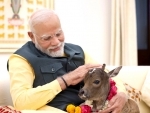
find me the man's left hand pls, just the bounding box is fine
[99,92,128,113]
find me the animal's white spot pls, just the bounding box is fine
[89,68,96,74]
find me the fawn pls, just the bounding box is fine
[79,64,140,113]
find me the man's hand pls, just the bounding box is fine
[99,92,128,113]
[63,64,102,86]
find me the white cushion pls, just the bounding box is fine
[141,69,150,107]
[0,71,13,106]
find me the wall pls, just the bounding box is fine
[55,0,111,63]
[0,0,111,76]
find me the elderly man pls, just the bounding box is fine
[8,9,127,113]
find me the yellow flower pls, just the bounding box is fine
[75,106,81,113]
[66,104,76,113]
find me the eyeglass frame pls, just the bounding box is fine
[32,29,63,42]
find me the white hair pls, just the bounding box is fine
[28,9,64,57]
[28,9,57,33]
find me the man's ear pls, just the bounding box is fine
[108,66,122,78]
[28,32,35,43]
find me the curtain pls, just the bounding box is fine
[110,0,137,66]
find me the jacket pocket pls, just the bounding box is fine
[40,62,63,73]
[40,63,63,83]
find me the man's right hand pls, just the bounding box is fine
[63,64,102,86]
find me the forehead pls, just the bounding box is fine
[84,68,109,82]
[31,10,61,34]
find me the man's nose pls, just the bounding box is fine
[50,36,60,46]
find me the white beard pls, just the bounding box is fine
[34,40,64,57]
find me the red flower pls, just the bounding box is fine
[107,79,117,100]
[80,105,91,113]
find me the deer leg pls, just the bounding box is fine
[122,99,140,113]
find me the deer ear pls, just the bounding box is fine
[102,64,106,70]
[108,66,122,77]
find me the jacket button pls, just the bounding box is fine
[51,68,55,72]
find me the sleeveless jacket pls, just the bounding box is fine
[11,41,85,110]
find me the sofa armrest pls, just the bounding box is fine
[0,71,13,106]
[106,66,149,90]
[141,69,150,107]
[106,66,150,113]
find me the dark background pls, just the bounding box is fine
[136,0,150,65]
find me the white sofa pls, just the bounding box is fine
[107,66,150,113]
[0,66,150,113]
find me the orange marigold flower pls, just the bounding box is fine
[66,104,76,113]
[75,106,81,113]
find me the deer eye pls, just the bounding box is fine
[93,80,100,84]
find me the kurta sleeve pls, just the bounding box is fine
[9,54,62,110]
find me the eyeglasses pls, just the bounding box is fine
[33,29,63,42]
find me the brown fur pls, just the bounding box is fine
[78,64,140,113]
